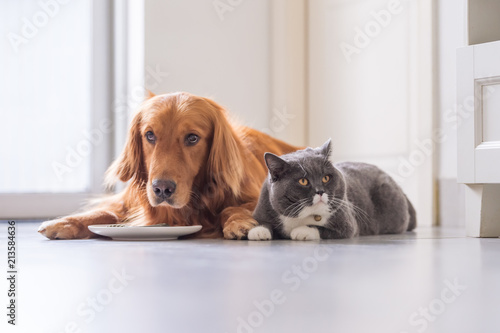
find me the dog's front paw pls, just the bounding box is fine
[223,218,258,240]
[248,226,272,241]
[290,226,320,241]
[38,218,92,240]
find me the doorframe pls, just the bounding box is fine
[413,0,438,225]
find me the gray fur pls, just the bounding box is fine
[252,139,417,239]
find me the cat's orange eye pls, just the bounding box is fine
[322,175,330,183]
[298,178,309,186]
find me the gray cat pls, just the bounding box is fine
[248,139,416,241]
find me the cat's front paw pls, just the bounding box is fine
[248,226,272,241]
[290,226,320,241]
[223,217,258,240]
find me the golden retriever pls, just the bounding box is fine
[38,92,299,239]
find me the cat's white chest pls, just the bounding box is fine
[280,202,332,237]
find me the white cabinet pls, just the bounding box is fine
[457,41,500,237]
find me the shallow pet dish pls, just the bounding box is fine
[88,224,202,241]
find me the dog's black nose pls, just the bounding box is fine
[316,190,325,196]
[152,179,176,199]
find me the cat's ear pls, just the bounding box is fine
[264,153,288,181]
[319,138,333,158]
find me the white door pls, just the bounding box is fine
[457,41,500,237]
[458,42,500,183]
[308,0,435,226]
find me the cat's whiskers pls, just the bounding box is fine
[284,198,310,218]
[283,197,309,214]
[331,197,359,214]
[331,199,359,223]
[331,197,354,211]
[330,196,370,225]
[289,204,307,218]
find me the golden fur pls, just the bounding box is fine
[38,92,299,239]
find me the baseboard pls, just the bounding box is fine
[438,178,465,227]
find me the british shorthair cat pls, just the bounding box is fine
[248,139,416,241]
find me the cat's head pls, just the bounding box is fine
[264,139,345,217]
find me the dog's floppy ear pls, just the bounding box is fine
[105,111,145,187]
[204,98,244,197]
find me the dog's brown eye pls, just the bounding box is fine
[145,131,156,143]
[185,134,199,146]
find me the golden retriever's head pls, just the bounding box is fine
[106,92,244,209]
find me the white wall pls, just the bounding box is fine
[140,0,438,225]
[308,0,411,157]
[308,0,435,226]
[143,0,271,131]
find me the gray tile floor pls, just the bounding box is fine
[1,221,499,333]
